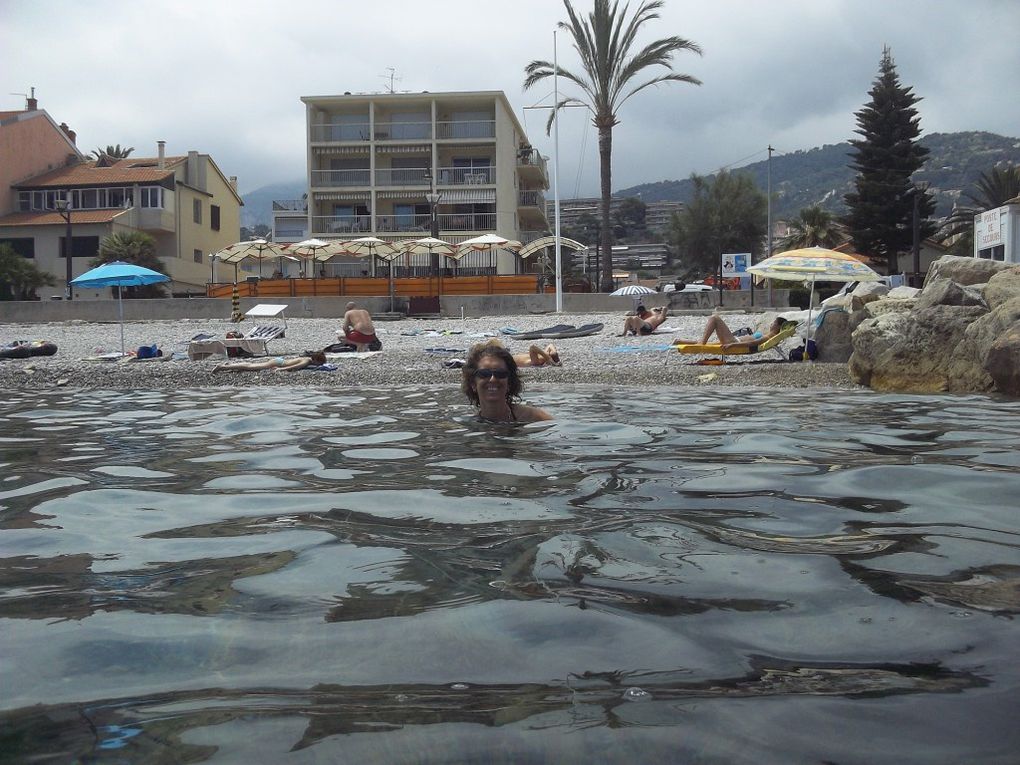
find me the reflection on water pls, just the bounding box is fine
[1,386,1018,763]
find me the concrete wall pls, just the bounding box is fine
[0,289,790,323]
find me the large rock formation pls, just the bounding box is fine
[849,257,1020,397]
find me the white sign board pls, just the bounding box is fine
[976,208,1004,248]
[721,252,750,277]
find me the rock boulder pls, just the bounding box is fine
[814,310,853,362]
[924,254,1013,287]
[915,278,987,311]
[986,323,1020,397]
[983,266,1020,311]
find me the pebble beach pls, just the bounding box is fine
[0,310,859,390]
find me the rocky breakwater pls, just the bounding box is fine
[848,255,1020,396]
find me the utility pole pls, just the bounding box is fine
[766,145,774,307]
[911,184,923,287]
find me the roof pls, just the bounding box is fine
[0,209,128,227]
[0,110,20,120]
[15,156,188,188]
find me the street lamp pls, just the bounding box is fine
[424,169,442,277]
[208,252,217,285]
[55,197,73,300]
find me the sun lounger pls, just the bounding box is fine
[245,325,286,342]
[675,321,799,361]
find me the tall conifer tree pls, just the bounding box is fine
[844,47,934,273]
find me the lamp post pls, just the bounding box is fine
[208,252,217,285]
[56,198,73,300]
[424,169,442,277]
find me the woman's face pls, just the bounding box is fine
[473,354,510,404]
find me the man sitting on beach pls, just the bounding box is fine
[621,305,669,336]
[339,302,379,352]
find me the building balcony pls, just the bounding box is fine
[272,199,308,214]
[312,214,372,236]
[310,123,371,142]
[517,148,548,184]
[372,122,432,141]
[375,168,430,187]
[518,190,546,209]
[436,166,494,185]
[311,169,372,188]
[436,120,496,140]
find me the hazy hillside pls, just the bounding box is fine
[616,131,1020,219]
[240,180,304,228]
[241,131,1020,226]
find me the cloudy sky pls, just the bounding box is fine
[3,0,1017,196]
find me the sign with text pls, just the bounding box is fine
[976,208,1004,248]
[721,252,749,277]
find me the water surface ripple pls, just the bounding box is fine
[1,386,1018,764]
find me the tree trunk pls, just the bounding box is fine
[598,126,615,292]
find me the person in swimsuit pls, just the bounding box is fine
[620,305,669,336]
[461,340,552,423]
[513,344,561,368]
[673,316,785,351]
[213,352,326,372]
[340,302,379,352]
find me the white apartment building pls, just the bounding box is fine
[280,90,549,275]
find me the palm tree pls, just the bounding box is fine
[90,144,134,160]
[777,206,845,250]
[937,164,1020,254]
[524,0,702,292]
[93,232,167,298]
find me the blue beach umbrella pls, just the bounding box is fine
[70,261,170,356]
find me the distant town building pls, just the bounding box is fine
[0,97,242,295]
[276,90,548,275]
[974,199,1020,264]
[546,197,682,237]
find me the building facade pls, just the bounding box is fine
[0,103,243,297]
[278,90,548,275]
[547,197,683,238]
[974,200,1020,264]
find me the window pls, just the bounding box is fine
[194,249,203,263]
[210,204,220,231]
[0,238,35,258]
[140,187,163,208]
[60,236,100,259]
[193,198,202,224]
[17,193,30,212]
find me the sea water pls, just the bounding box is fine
[0,386,1018,764]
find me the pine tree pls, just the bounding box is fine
[844,47,935,274]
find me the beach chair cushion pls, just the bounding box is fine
[675,321,799,356]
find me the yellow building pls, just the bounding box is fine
[0,134,243,297]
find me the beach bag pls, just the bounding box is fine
[788,339,818,361]
[136,344,161,359]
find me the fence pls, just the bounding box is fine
[207,274,548,300]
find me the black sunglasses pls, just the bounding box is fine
[474,368,510,380]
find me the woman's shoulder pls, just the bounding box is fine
[513,403,553,423]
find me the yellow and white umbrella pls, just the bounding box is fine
[748,247,880,341]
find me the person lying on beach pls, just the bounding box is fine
[214,352,326,372]
[673,316,785,351]
[339,302,379,352]
[461,340,552,423]
[513,344,561,368]
[620,305,669,336]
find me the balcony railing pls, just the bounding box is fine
[436,120,496,139]
[375,213,432,233]
[438,212,496,231]
[375,168,430,187]
[517,148,548,173]
[372,121,432,140]
[312,214,372,236]
[311,123,371,142]
[272,199,308,212]
[371,212,498,233]
[518,190,546,208]
[435,166,495,185]
[311,169,371,187]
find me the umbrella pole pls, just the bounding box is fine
[806,275,816,347]
[118,285,125,356]
[389,260,395,313]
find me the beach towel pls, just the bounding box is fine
[323,351,382,361]
[543,323,604,339]
[425,347,467,354]
[501,324,574,340]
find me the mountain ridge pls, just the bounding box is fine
[240,131,1020,226]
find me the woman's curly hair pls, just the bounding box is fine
[460,340,522,407]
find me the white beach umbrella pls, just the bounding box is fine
[610,284,656,296]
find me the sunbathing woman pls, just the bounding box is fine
[461,340,552,423]
[621,305,669,336]
[513,344,561,368]
[673,316,785,351]
[214,352,326,372]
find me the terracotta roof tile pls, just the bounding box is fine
[16,156,188,188]
[0,209,128,227]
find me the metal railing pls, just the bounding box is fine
[372,121,432,140]
[438,212,496,231]
[518,190,546,208]
[517,148,548,173]
[311,169,371,187]
[310,123,371,142]
[436,120,495,139]
[272,199,307,212]
[374,168,430,187]
[375,214,433,233]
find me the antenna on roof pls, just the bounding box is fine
[379,67,402,94]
